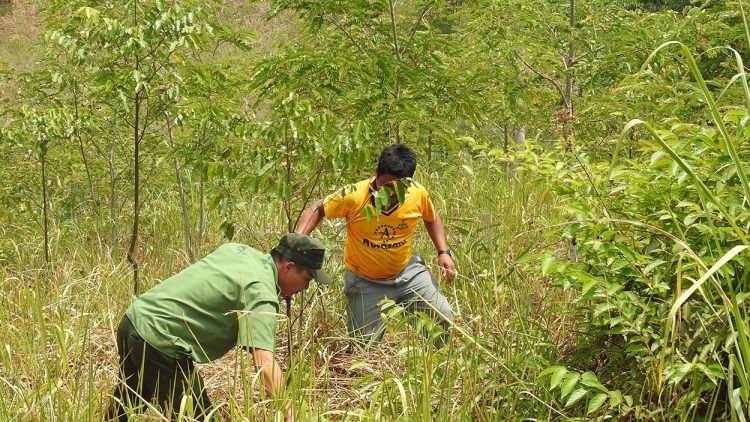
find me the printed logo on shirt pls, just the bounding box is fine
[375,224,396,241]
[396,218,408,230]
[362,224,407,249]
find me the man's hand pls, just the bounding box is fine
[249,348,290,419]
[438,254,456,283]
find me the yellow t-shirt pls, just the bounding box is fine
[323,178,436,280]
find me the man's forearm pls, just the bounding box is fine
[424,213,449,251]
[425,213,456,282]
[251,349,284,398]
[296,199,325,235]
[251,349,294,420]
[264,359,284,397]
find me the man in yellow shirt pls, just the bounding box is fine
[297,144,455,349]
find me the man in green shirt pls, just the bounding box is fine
[107,233,331,422]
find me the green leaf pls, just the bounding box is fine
[359,205,375,224]
[75,6,101,20]
[353,120,362,143]
[581,277,600,295]
[580,371,607,392]
[615,244,638,262]
[550,367,567,389]
[593,303,617,317]
[560,375,579,399]
[220,221,235,240]
[394,179,406,205]
[541,255,556,276]
[349,361,371,371]
[357,148,367,168]
[666,363,694,385]
[565,388,588,408]
[587,393,608,414]
[669,245,748,319]
[609,390,623,407]
[539,366,563,378]
[208,195,222,212]
[642,259,666,275]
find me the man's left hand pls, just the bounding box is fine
[438,254,456,283]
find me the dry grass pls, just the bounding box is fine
[0,0,299,73]
[0,1,42,72]
[216,0,302,53]
[197,336,406,420]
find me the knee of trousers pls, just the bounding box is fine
[436,304,454,324]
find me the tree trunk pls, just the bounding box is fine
[41,153,50,264]
[109,144,117,246]
[512,126,525,146]
[567,0,577,263]
[199,169,205,252]
[127,95,141,295]
[565,0,575,118]
[165,110,195,263]
[127,59,142,295]
[284,128,293,232]
[73,84,102,242]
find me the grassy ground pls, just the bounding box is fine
[0,2,576,421]
[0,160,572,421]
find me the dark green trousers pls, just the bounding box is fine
[107,315,212,421]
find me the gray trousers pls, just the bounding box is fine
[344,255,454,349]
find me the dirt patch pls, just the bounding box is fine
[0,1,42,71]
[0,1,39,35]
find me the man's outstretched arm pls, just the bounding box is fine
[424,213,456,283]
[296,199,325,235]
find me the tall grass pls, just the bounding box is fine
[0,157,573,421]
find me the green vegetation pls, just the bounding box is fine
[1,0,749,420]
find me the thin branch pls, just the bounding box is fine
[389,0,402,60]
[293,166,324,232]
[401,1,434,57]
[369,81,397,98]
[328,15,367,55]
[567,44,605,66]
[514,50,569,108]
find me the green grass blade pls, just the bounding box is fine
[668,245,747,318]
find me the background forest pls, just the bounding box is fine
[1,0,750,420]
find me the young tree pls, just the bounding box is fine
[255,0,487,159]
[40,0,240,292]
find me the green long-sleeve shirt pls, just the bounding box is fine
[126,243,279,363]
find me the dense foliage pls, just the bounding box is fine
[1,0,749,421]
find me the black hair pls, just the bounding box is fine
[377,144,417,178]
[271,249,292,264]
[271,249,306,273]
